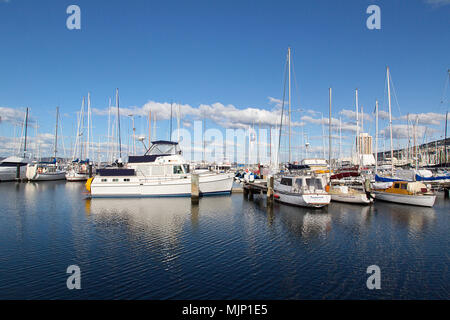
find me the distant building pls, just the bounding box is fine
[354,133,375,166]
[356,133,372,155]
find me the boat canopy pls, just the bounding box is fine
[145,141,181,156]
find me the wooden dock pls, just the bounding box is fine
[242,177,274,204]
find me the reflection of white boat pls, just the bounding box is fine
[86,141,234,197]
[26,163,66,181]
[372,181,436,207]
[0,156,30,181]
[328,185,372,205]
[274,174,331,208]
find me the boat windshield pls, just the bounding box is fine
[305,178,323,190]
[295,178,303,188]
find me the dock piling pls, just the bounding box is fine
[15,164,21,182]
[191,173,199,204]
[267,175,274,206]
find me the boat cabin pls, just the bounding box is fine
[276,175,326,193]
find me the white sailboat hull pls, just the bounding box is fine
[90,173,233,197]
[372,191,436,207]
[66,171,89,181]
[26,165,66,181]
[330,193,372,204]
[29,172,66,181]
[274,191,331,208]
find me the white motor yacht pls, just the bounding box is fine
[86,141,234,198]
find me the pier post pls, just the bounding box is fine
[243,185,249,199]
[191,173,199,204]
[15,164,21,182]
[444,188,449,199]
[88,164,93,178]
[267,175,274,206]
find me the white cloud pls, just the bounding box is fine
[397,112,447,126]
[379,124,437,140]
[93,100,304,130]
[339,109,373,123]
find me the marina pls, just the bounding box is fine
[0,0,449,303]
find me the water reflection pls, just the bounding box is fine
[374,201,436,234]
[276,204,332,239]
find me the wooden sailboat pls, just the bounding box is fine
[327,88,372,204]
[66,96,90,181]
[372,67,436,207]
[273,48,331,208]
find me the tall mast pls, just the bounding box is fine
[445,110,448,165]
[148,110,152,148]
[375,100,379,175]
[328,88,332,172]
[288,47,291,163]
[446,69,450,165]
[54,107,59,159]
[116,88,122,159]
[132,115,136,155]
[107,97,111,162]
[355,89,359,166]
[339,116,342,165]
[321,113,325,159]
[269,125,272,165]
[169,101,173,141]
[387,67,394,176]
[80,97,85,160]
[23,107,29,158]
[87,92,91,160]
[414,116,418,170]
[407,113,410,164]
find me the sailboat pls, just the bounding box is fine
[66,95,91,181]
[372,67,436,207]
[272,48,331,208]
[0,108,32,181]
[26,107,66,181]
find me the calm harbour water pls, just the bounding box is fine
[0,181,448,299]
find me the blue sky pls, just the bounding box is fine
[0,0,449,160]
